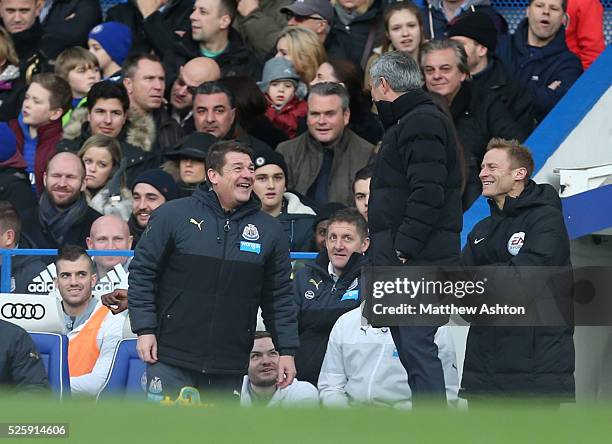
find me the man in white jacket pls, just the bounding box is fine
[241,332,319,407]
[318,306,460,408]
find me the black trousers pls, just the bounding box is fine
[145,361,243,403]
[390,326,446,405]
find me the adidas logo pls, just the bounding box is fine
[28,264,56,294]
[93,264,129,296]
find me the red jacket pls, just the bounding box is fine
[7,118,63,197]
[565,0,605,70]
[264,95,307,139]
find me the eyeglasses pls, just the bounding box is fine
[176,76,198,95]
[285,11,325,22]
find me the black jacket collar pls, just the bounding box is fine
[375,89,432,130]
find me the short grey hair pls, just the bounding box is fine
[308,82,350,110]
[420,39,471,77]
[369,51,423,92]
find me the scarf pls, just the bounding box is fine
[38,192,89,245]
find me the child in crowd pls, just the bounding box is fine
[258,58,307,138]
[55,47,101,125]
[6,74,72,196]
[88,22,133,81]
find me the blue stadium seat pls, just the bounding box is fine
[96,338,146,401]
[29,332,70,400]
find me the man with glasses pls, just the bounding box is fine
[168,57,221,132]
[128,140,298,402]
[281,0,333,44]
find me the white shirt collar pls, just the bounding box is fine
[327,261,339,282]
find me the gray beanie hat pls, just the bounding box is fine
[258,58,301,92]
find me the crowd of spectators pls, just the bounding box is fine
[0,0,607,404]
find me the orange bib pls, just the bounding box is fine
[68,306,110,377]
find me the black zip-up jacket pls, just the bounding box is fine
[128,185,298,374]
[461,181,575,398]
[106,0,193,57]
[40,0,102,58]
[0,320,49,393]
[369,89,463,266]
[293,251,368,385]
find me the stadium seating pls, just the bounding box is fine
[96,338,146,401]
[29,332,71,400]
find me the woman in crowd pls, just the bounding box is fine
[364,1,425,91]
[275,27,326,84]
[162,132,217,197]
[0,27,25,121]
[312,58,382,144]
[78,134,132,220]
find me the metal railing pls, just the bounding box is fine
[0,249,318,293]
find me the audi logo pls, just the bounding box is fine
[1,303,46,320]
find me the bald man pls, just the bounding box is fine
[169,57,222,131]
[21,152,102,252]
[86,215,133,279]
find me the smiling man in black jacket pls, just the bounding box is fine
[368,51,463,405]
[461,138,574,401]
[128,140,298,401]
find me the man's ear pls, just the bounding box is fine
[91,272,98,288]
[85,236,93,250]
[514,166,528,182]
[127,235,134,250]
[49,108,64,122]
[123,77,133,95]
[207,168,219,185]
[219,13,231,31]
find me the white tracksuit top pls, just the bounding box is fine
[318,307,460,408]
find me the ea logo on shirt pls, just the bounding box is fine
[507,232,525,256]
[304,290,315,299]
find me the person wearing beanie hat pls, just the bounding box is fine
[88,22,133,81]
[447,11,536,134]
[259,58,308,139]
[252,144,316,251]
[129,169,178,245]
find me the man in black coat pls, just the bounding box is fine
[21,152,101,252]
[105,0,193,57]
[448,10,535,133]
[461,138,574,401]
[128,141,298,401]
[368,51,463,403]
[0,320,49,393]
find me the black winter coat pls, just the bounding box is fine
[327,2,383,69]
[20,204,101,252]
[0,168,37,218]
[461,181,575,398]
[369,89,463,266]
[128,186,298,374]
[163,29,261,83]
[496,19,582,122]
[40,0,102,58]
[105,0,193,57]
[471,55,536,133]
[451,82,529,210]
[293,251,367,385]
[0,320,49,393]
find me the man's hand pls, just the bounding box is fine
[276,355,296,389]
[237,0,259,17]
[137,334,158,364]
[137,0,165,19]
[101,289,128,314]
[548,80,562,90]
